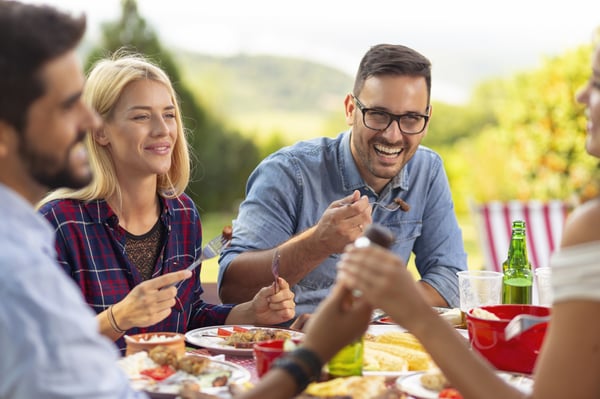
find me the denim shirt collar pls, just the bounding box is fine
[338,129,408,195]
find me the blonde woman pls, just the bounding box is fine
[38,52,295,352]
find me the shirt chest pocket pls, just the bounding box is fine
[379,220,422,255]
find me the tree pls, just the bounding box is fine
[85,0,260,212]
[445,44,599,207]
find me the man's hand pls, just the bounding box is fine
[310,190,372,255]
[251,277,296,325]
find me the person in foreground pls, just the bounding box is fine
[181,284,372,399]
[335,39,600,399]
[219,43,467,316]
[37,52,295,352]
[0,1,146,397]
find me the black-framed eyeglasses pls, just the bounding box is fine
[352,94,430,135]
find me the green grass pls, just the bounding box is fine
[199,211,484,284]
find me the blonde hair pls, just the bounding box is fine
[39,51,190,208]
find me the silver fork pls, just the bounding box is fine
[200,233,231,261]
[180,234,231,274]
[370,198,410,212]
[504,314,550,340]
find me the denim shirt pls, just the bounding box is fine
[219,130,467,315]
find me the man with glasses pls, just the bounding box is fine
[219,44,467,317]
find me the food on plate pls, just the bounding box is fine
[140,364,176,381]
[438,388,464,399]
[221,327,292,348]
[438,307,464,327]
[303,375,387,399]
[118,345,236,394]
[363,345,409,372]
[370,331,425,351]
[177,354,211,375]
[420,368,450,391]
[419,368,465,399]
[148,345,179,367]
[136,333,182,343]
[471,307,500,320]
[364,340,434,371]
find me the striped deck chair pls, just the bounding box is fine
[470,200,570,272]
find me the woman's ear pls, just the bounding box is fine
[93,127,110,146]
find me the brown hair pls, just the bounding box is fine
[0,1,86,133]
[353,44,432,104]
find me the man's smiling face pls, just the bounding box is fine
[347,74,430,193]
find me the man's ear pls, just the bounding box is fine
[343,93,355,126]
[0,121,16,157]
[93,127,110,146]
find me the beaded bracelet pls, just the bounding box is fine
[107,305,126,334]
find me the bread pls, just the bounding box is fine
[420,368,450,391]
[304,376,386,399]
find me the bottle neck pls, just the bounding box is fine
[506,236,530,269]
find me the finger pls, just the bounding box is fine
[333,190,361,208]
[290,314,311,332]
[151,270,192,289]
[276,276,289,290]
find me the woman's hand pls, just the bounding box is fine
[251,277,296,325]
[336,244,429,327]
[111,270,192,330]
[302,283,372,362]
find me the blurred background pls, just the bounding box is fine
[24,0,600,280]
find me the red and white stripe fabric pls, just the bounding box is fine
[471,200,570,272]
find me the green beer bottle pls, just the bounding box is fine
[502,220,533,304]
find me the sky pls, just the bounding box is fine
[22,0,600,103]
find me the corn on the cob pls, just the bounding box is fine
[372,331,425,352]
[364,341,433,371]
[363,347,409,372]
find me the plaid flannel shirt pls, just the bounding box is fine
[39,194,234,352]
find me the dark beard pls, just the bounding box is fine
[18,132,92,190]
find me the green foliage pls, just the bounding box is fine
[440,44,600,210]
[84,0,260,212]
[424,98,496,148]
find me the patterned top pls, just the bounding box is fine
[39,194,234,352]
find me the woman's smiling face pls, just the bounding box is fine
[97,79,177,180]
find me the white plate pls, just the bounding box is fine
[397,371,534,399]
[366,324,407,336]
[185,325,304,356]
[363,370,417,378]
[119,352,250,399]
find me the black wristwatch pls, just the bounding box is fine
[271,356,314,394]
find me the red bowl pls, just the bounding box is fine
[466,304,550,374]
[253,338,301,378]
